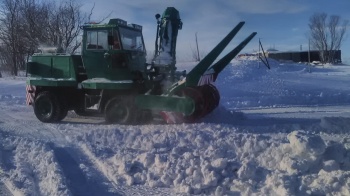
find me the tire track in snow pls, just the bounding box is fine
[1,100,184,195]
[0,115,66,145]
[0,182,13,196]
[0,102,71,145]
[0,103,122,195]
[51,145,120,196]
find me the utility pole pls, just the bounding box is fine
[308,38,311,73]
[258,38,261,68]
[308,39,311,64]
[195,32,200,61]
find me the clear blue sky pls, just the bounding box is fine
[82,0,350,63]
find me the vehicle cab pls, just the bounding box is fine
[81,19,147,82]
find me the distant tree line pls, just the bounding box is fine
[309,13,348,64]
[0,0,99,76]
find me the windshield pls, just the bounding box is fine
[119,27,145,51]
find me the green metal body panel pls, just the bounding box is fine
[135,94,194,115]
[162,7,180,19]
[26,79,77,87]
[81,79,133,89]
[26,54,78,87]
[28,54,77,79]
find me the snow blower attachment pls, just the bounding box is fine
[26,7,256,124]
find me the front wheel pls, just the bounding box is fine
[34,91,61,123]
[105,96,135,124]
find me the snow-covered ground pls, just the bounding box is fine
[1,57,350,195]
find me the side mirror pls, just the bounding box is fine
[155,14,160,20]
[108,35,114,46]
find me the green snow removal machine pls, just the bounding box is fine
[26,7,257,124]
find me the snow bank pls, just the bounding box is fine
[217,57,350,109]
[76,126,350,195]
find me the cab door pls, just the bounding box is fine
[109,29,129,69]
[106,29,133,80]
[82,29,109,78]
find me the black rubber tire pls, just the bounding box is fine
[34,91,61,123]
[105,96,135,124]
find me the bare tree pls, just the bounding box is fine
[0,0,23,75]
[190,46,199,62]
[0,0,86,75]
[46,0,84,54]
[46,1,111,54]
[0,0,52,75]
[309,12,348,64]
[20,0,52,61]
[0,0,111,76]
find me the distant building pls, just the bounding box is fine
[266,50,342,63]
[266,48,278,52]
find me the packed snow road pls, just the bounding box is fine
[1,58,350,195]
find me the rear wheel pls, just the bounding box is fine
[105,96,136,124]
[34,91,61,123]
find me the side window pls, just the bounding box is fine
[86,30,108,50]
